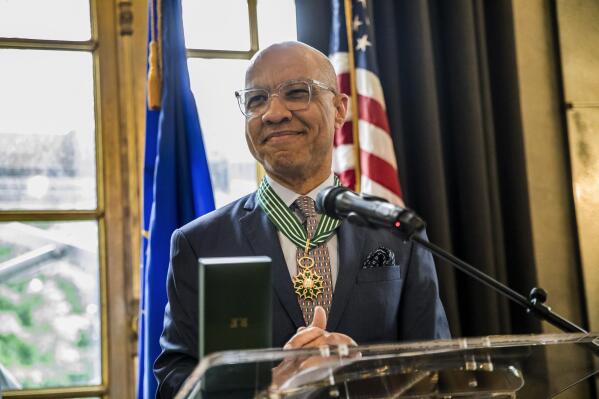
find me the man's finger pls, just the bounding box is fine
[299,355,338,370]
[310,306,327,329]
[283,326,325,349]
[329,332,357,347]
[299,332,358,349]
[300,334,330,348]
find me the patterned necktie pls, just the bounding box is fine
[294,196,334,325]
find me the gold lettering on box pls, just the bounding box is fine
[229,318,249,328]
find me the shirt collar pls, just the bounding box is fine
[266,172,335,207]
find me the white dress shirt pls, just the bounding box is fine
[266,173,339,289]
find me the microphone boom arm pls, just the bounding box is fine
[409,235,587,335]
[408,234,599,358]
[319,186,594,343]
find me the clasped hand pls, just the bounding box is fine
[283,306,357,349]
[270,306,358,391]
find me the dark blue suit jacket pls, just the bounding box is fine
[154,192,450,398]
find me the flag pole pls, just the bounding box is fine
[343,0,361,192]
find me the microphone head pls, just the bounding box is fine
[315,186,350,216]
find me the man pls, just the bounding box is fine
[154,41,450,397]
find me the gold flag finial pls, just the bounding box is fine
[147,0,162,109]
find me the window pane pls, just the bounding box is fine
[183,0,250,50]
[0,221,101,390]
[0,50,96,210]
[257,0,297,48]
[0,0,91,41]
[188,59,257,208]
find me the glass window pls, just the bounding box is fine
[185,0,297,208]
[188,59,255,207]
[0,0,115,396]
[257,0,298,48]
[0,50,96,211]
[0,221,101,389]
[183,0,250,50]
[0,0,91,41]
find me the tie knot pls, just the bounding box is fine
[294,196,317,220]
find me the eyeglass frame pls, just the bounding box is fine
[234,79,338,118]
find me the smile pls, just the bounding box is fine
[262,130,304,143]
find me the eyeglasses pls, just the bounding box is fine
[235,79,337,118]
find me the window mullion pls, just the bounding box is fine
[0,38,96,51]
[248,0,259,55]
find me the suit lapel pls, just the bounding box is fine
[239,193,305,329]
[327,221,367,331]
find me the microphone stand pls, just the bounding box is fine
[345,208,599,356]
[409,235,586,334]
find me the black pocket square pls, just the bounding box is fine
[362,246,396,268]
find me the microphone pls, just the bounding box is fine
[316,186,426,239]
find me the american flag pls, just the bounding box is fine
[329,0,403,205]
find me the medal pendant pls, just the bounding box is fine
[293,256,324,301]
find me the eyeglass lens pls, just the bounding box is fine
[241,81,312,116]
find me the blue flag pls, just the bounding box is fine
[137,0,215,397]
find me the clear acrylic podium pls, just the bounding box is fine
[174,333,599,398]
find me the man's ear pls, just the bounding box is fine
[333,93,349,129]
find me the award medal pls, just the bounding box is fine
[256,177,342,302]
[292,239,324,300]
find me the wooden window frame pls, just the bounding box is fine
[0,1,141,398]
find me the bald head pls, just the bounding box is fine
[245,41,338,89]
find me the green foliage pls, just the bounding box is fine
[0,292,43,327]
[55,277,84,314]
[0,295,15,311]
[0,258,97,389]
[0,333,94,389]
[16,306,33,326]
[21,296,41,327]
[0,333,41,367]
[30,221,52,230]
[76,331,91,348]
[6,279,29,293]
[68,371,89,385]
[0,244,13,262]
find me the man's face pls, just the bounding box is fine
[243,47,346,185]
